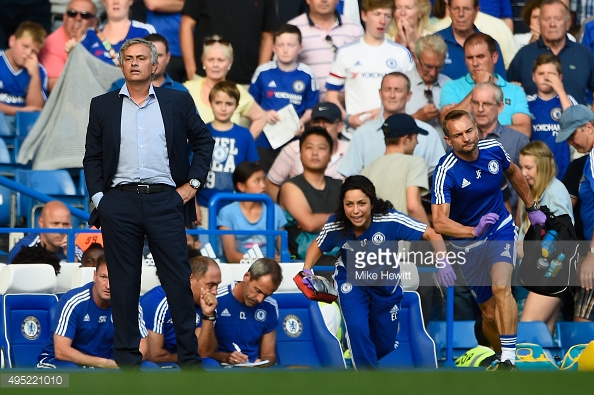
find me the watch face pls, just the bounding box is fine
[190,179,200,188]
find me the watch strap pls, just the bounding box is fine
[201,312,216,321]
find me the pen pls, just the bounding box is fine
[232,343,242,353]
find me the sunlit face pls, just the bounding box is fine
[273,33,301,66]
[237,170,266,194]
[519,154,538,186]
[395,0,420,29]
[7,34,42,68]
[361,7,393,40]
[465,41,497,79]
[470,86,502,130]
[190,265,222,304]
[343,189,373,233]
[444,115,480,155]
[242,273,277,307]
[300,134,332,171]
[63,0,97,41]
[379,75,411,114]
[93,263,110,305]
[449,0,478,34]
[202,44,232,81]
[38,204,71,252]
[532,63,562,95]
[103,0,132,21]
[210,91,237,123]
[540,2,569,44]
[121,43,156,83]
[310,118,343,140]
[416,49,445,85]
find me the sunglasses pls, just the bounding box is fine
[325,35,337,53]
[424,89,433,103]
[204,37,231,46]
[66,9,95,19]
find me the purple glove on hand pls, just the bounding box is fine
[474,213,499,237]
[437,259,456,287]
[302,268,315,291]
[528,209,547,226]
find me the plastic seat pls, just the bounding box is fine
[0,264,58,368]
[428,320,478,362]
[558,322,594,354]
[274,292,346,368]
[140,266,161,295]
[517,321,556,348]
[0,184,14,227]
[0,112,12,137]
[217,263,234,287]
[55,263,80,294]
[378,291,438,368]
[70,267,95,289]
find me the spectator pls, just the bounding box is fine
[50,0,103,28]
[361,113,430,224]
[110,33,187,92]
[528,53,577,179]
[325,0,414,139]
[516,141,574,334]
[338,72,445,178]
[508,0,594,105]
[279,127,341,259]
[39,0,97,92]
[37,256,149,369]
[79,0,155,66]
[183,37,267,139]
[197,81,259,228]
[11,244,61,275]
[80,242,104,268]
[405,34,450,149]
[389,0,433,54]
[212,258,282,367]
[0,21,48,116]
[217,162,287,263]
[0,0,51,49]
[516,0,576,49]
[266,101,347,201]
[179,0,276,84]
[440,33,531,137]
[140,256,220,362]
[249,23,320,171]
[8,200,82,264]
[288,0,363,100]
[434,0,508,80]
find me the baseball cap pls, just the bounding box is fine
[311,102,341,123]
[380,113,428,138]
[557,104,594,143]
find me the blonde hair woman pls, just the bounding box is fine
[388,0,432,54]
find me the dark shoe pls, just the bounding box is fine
[486,360,518,371]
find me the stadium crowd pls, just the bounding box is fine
[1,0,594,370]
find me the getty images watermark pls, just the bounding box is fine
[345,241,467,286]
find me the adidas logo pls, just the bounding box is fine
[390,305,399,314]
[461,178,471,188]
[354,61,362,66]
[221,308,231,317]
[84,314,90,322]
[268,80,277,88]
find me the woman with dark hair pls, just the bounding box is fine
[301,175,448,369]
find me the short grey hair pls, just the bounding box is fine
[118,38,158,66]
[248,258,283,288]
[474,82,503,104]
[415,34,448,59]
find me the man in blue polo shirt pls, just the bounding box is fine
[440,33,531,137]
[435,0,506,80]
[507,0,594,105]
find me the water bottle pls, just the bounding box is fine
[541,229,559,258]
[545,253,565,278]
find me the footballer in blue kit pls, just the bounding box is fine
[37,258,148,369]
[140,256,221,362]
[212,259,282,366]
[302,175,448,369]
[432,110,546,370]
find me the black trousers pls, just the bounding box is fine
[99,187,201,367]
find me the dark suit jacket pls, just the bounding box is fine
[83,87,214,228]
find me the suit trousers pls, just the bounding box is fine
[99,187,201,367]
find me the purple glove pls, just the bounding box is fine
[302,268,315,291]
[437,259,456,287]
[474,213,499,237]
[528,209,547,226]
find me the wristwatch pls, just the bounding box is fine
[189,179,201,189]
[526,201,540,213]
[201,312,217,321]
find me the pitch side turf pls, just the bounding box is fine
[2,370,593,395]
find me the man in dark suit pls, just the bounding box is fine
[83,37,214,369]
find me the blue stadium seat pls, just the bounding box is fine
[274,292,346,368]
[518,321,561,359]
[15,169,89,227]
[0,264,58,368]
[558,322,594,354]
[0,112,12,137]
[0,184,14,227]
[428,320,478,362]
[378,291,438,368]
